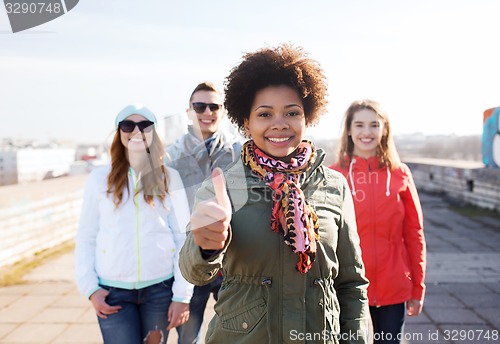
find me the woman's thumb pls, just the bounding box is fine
[212,168,231,210]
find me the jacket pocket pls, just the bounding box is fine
[220,298,266,334]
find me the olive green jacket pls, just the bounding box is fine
[180,150,369,344]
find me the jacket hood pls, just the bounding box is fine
[305,148,326,182]
[342,154,383,170]
[344,155,392,197]
[223,147,326,212]
[167,127,241,161]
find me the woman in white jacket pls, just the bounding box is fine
[75,104,193,344]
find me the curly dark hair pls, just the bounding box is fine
[224,43,328,134]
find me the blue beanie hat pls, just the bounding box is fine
[115,104,157,127]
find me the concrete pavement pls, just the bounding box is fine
[402,193,500,344]
[0,250,214,344]
[0,191,499,343]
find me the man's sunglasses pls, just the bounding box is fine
[118,120,154,133]
[192,102,222,114]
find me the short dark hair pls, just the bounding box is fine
[189,81,221,105]
[224,43,328,134]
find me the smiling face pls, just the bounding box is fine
[119,114,154,152]
[187,90,224,140]
[349,108,386,158]
[244,85,306,161]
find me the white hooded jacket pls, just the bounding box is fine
[74,165,193,303]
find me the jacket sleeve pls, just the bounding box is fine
[401,165,426,301]
[179,175,232,286]
[334,174,370,344]
[166,167,194,303]
[74,170,102,299]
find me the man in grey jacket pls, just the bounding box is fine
[166,81,241,344]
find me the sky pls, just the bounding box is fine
[1,0,499,144]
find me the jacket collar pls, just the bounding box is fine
[228,148,326,188]
[345,155,392,197]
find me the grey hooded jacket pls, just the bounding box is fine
[165,126,242,210]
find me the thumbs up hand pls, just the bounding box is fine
[190,168,232,250]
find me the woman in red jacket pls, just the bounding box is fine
[330,99,426,344]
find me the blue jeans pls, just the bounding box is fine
[369,303,405,344]
[176,275,222,344]
[97,278,174,344]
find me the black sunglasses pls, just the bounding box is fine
[118,120,154,133]
[192,102,222,114]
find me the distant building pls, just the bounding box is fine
[75,144,99,161]
[0,147,76,186]
[163,113,186,146]
[0,151,17,185]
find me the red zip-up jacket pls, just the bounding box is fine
[330,156,426,306]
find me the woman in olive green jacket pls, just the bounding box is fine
[180,44,369,344]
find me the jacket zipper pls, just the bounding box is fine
[133,174,141,283]
[278,230,283,342]
[368,163,379,306]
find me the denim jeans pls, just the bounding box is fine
[97,278,174,344]
[369,303,405,344]
[176,275,222,344]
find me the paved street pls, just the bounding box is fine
[0,191,499,343]
[402,193,500,344]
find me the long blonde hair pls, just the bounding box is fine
[107,129,169,207]
[337,99,400,169]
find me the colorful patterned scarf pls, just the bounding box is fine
[241,140,319,273]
